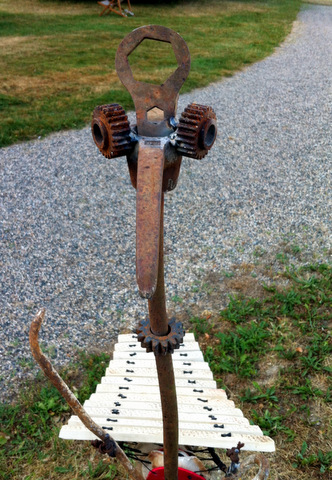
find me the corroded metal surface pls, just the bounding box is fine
[136,317,184,354]
[136,147,164,298]
[91,104,133,159]
[91,25,218,480]
[115,25,191,137]
[177,103,217,159]
[155,354,179,479]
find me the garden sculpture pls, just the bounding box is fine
[30,25,273,480]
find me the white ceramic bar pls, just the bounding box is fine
[82,406,250,424]
[59,424,275,452]
[113,350,204,361]
[114,342,200,352]
[105,366,213,380]
[87,393,234,408]
[109,359,211,370]
[67,415,263,435]
[100,375,217,389]
[84,398,241,416]
[91,392,226,406]
[96,384,227,398]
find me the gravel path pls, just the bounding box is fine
[0,5,331,403]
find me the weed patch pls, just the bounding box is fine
[0,352,111,480]
[0,261,331,479]
[190,262,332,480]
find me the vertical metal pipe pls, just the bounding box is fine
[156,354,179,480]
[148,194,179,480]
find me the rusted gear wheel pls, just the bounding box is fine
[91,103,133,159]
[136,317,184,355]
[176,103,217,159]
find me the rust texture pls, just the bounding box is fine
[156,353,179,479]
[136,147,164,298]
[177,103,217,159]
[146,192,168,328]
[29,309,145,480]
[141,192,181,479]
[115,25,191,137]
[90,24,219,480]
[90,25,218,480]
[136,317,184,355]
[91,104,133,159]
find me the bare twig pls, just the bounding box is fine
[29,308,145,480]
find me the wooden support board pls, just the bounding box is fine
[59,333,275,452]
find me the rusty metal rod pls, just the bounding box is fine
[29,309,145,480]
[155,353,179,480]
[136,146,165,299]
[148,194,179,480]
[148,192,168,334]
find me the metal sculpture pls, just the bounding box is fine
[91,25,217,479]
[29,25,271,480]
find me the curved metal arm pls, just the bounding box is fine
[29,309,145,480]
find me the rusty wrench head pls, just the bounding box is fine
[115,24,191,137]
[114,26,190,297]
[91,25,217,299]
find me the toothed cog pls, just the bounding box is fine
[91,103,133,159]
[136,318,184,355]
[176,103,217,160]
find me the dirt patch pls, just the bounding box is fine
[172,0,269,18]
[225,264,267,298]
[304,0,332,4]
[0,69,120,98]
[256,354,289,387]
[0,0,94,15]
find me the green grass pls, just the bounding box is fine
[0,0,301,147]
[0,352,113,480]
[1,259,330,479]
[190,261,332,480]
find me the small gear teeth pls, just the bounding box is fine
[92,103,133,159]
[176,103,217,160]
[136,318,184,355]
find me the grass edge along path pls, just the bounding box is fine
[190,261,332,480]
[0,0,302,147]
[0,260,331,479]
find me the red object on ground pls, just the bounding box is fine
[147,467,206,480]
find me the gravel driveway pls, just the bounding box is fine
[0,4,331,402]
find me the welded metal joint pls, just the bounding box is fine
[136,317,184,355]
[91,25,217,301]
[91,25,217,480]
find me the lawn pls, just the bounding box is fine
[1,254,331,479]
[189,258,332,480]
[0,0,302,147]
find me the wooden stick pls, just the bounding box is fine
[29,309,145,480]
